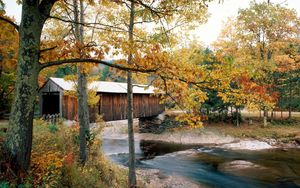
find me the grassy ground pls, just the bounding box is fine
[204,118,300,143]
[241,110,300,118]
[167,109,300,143]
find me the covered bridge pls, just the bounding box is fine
[39,77,164,121]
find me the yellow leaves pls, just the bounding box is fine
[275,54,300,72]
[29,120,79,186]
[211,3,300,114]
[176,113,203,129]
[30,152,63,186]
[64,75,100,106]
[88,89,100,106]
[216,1,300,74]
[55,160,63,168]
[0,14,18,72]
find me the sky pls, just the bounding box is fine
[3,0,300,46]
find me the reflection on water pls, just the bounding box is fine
[102,138,300,188]
[139,140,199,159]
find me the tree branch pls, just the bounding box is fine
[48,15,128,33]
[160,76,187,112]
[39,58,158,73]
[0,16,19,31]
[40,46,58,53]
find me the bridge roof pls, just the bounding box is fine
[49,77,156,94]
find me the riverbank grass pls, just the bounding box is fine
[205,119,300,143]
[158,115,300,144]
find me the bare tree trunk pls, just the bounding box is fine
[259,109,262,118]
[127,1,136,187]
[288,81,292,119]
[263,110,268,127]
[270,110,274,122]
[73,0,89,164]
[236,106,239,127]
[4,0,55,171]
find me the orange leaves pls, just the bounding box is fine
[0,14,18,72]
[30,120,65,186]
[38,38,106,82]
[63,152,75,166]
[40,39,105,64]
[275,54,300,73]
[218,72,278,111]
[30,120,83,186]
[236,74,278,105]
[213,2,300,112]
[175,113,203,129]
[30,151,63,186]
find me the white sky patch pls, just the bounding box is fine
[2,0,300,46]
[3,0,21,23]
[193,0,300,47]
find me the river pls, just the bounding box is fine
[102,138,300,188]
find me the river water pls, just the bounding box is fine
[102,138,300,188]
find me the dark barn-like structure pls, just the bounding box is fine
[39,77,164,121]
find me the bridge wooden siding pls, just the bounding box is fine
[40,78,164,122]
[99,93,163,121]
[62,93,164,121]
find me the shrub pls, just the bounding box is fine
[48,123,58,133]
[28,119,127,187]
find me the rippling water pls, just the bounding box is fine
[102,138,300,188]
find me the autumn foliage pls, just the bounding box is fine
[11,119,127,187]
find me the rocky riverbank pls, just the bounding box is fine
[137,169,206,188]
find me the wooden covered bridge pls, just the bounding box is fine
[39,77,164,122]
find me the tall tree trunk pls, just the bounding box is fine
[4,0,55,171]
[77,70,89,163]
[288,80,292,119]
[259,109,262,118]
[73,0,89,164]
[127,69,136,188]
[263,110,268,127]
[236,106,239,127]
[127,1,136,187]
[270,110,274,122]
